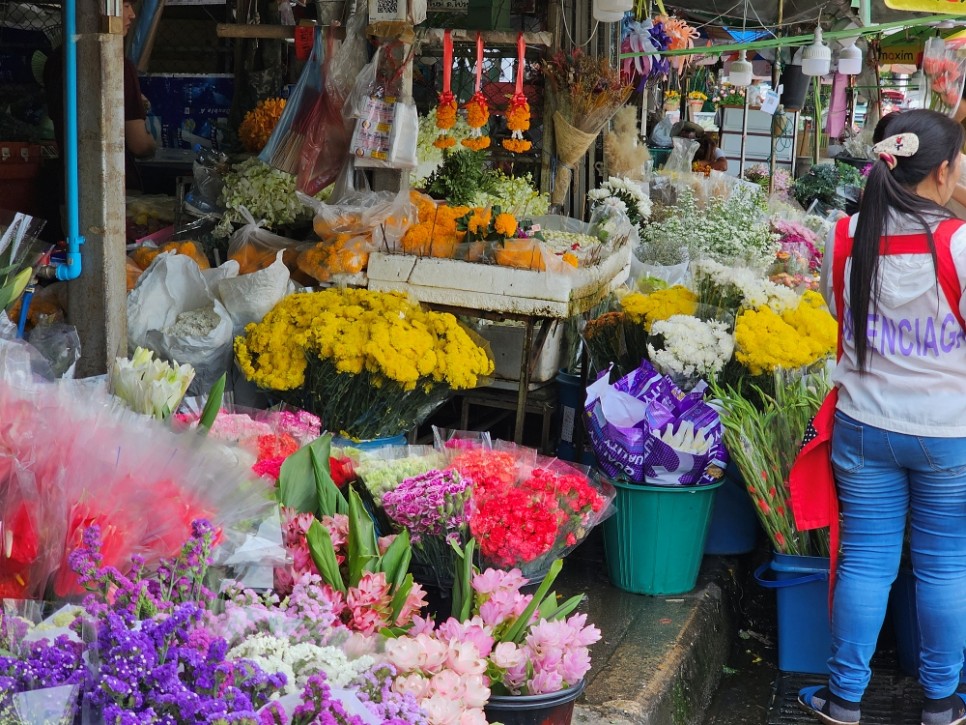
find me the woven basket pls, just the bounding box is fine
[552,111,601,205]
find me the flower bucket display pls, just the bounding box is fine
[484,680,586,725]
[753,552,831,674]
[602,475,722,595]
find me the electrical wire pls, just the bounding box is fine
[560,0,600,49]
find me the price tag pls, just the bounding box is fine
[761,90,780,115]
[294,26,314,61]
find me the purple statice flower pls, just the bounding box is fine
[288,673,367,725]
[354,664,429,725]
[382,469,470,543]
[861,163,873,177]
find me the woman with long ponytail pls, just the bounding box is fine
[799,109,966,725]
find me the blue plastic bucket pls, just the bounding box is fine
[704,464,761,556]
[755,553,831,674]
[330,434,407,451]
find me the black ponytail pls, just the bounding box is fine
[850,109,964,371]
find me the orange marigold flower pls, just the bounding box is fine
[239,97,286,153]
[433,136,457,149]
[462,136,491,151]
[493,212,517,238]
[501,138,532,153]
[506,102,531,132]
[561,251,579,268]
[436,99,458,129]
[465,94,489,129]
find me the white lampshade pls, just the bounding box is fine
[729,50,754,87]
[593,0,632,22]
[802,26,832,76]
[838,43,863,75]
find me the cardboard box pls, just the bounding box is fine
[139,73,233,150]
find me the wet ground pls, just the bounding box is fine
[702,548,925,725]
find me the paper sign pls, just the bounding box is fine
[761,90,780,114]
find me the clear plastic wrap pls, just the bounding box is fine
[0,353,277,598]
[226,207,303,275]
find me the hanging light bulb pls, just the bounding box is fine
[729,50,754,87]
[593,0,632,22]
[837,41,863,75]
[802,26,832,76]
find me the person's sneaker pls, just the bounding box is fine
[797,685,861,725]
[922,693,966,725]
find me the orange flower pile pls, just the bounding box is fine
[129,240,210,271]
[239,98,286,153]
[296,234,369,282]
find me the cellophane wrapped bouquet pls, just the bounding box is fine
[235,288,494,439]
[0,338,275,600]
[355,434,615,583]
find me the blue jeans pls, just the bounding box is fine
[829,412,966,702]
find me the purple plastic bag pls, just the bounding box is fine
[584,361,728,486]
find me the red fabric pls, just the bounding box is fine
[788,215,966,610]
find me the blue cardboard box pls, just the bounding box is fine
[139,73,233,150]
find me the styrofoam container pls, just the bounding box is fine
[477,320,563,384]
[366,246,632,319]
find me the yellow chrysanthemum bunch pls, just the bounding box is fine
[734,290,837,375]
[235,289,493,393]
[239,98,286,153]
[621,286,699,332]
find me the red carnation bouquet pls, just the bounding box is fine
[448,443,615,579]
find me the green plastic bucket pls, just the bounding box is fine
[602,476,722,595]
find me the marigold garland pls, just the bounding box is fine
[502,95,532,154]
[462,92,491,151]
[238,98,286,153]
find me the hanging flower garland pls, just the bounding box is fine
[462,32,491,152]
[503,33,532,154]
[434,29,458,149]
[655,14,699,74]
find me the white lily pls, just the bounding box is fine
[110,347,195,420]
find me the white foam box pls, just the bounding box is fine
[476,320,564,385]
[366,245,632,318]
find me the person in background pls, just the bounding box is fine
[670,120,728,172]
[797,109,966,725]
[43,0,155,232]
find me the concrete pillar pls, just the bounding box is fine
[67,2,128,377]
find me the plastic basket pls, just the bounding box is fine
[754,553,831,674]
[602,475,722,595]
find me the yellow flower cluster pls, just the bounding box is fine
[502,138,532,153]
[235,289,493,392]
[239,98,286,153]
[734,290,837,375]
[621,286,698,332]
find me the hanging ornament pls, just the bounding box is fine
[462,32,491,151]
[503,33,532,154]
[434,29,457,149]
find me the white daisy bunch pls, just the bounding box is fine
[647,314,734,383]
[692,258,799,313]
[227,632,375,694]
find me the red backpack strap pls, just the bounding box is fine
[932,218,966,333]
[832,216,853,361]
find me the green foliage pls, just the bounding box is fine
[422,149,499,206]
[792,161,866,210]
[278,434,347,517]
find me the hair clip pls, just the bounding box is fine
[871,133,919,170]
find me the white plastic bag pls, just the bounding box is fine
[216,251,291,333]
[127,253,234,395]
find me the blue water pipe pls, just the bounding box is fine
[57,0,84,281]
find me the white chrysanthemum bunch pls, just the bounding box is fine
[647,314,734,382]
[588,176,652,234]
[692,258,799,313]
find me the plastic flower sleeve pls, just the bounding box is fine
[12,683,77,725]
[431,426,493,453]
[0,358,277,599]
